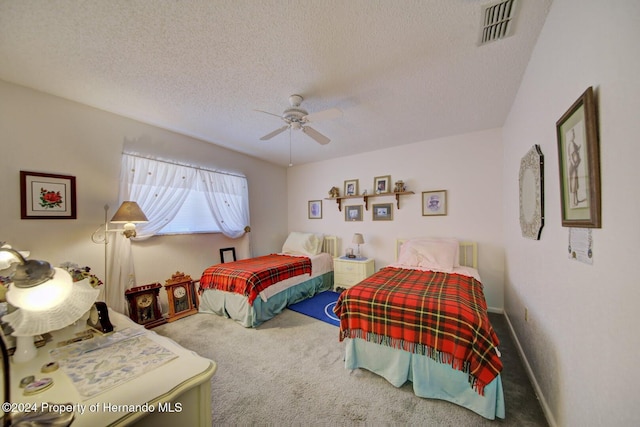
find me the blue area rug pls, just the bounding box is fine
[288,291,341,327]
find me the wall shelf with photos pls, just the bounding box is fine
[325,191,415,212]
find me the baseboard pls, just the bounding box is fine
[488,306,503,314]
[503,312,557,427]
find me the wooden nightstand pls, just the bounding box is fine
[333,257,375,291]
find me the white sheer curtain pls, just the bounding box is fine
[122,155,198,239]
[199,169,250,239]
[108,154,250,313]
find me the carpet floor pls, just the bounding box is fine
[154,308,548,426]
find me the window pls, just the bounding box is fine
[157,189,220,235]
[120,154,250,239]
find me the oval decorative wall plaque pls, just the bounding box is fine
[519,145,544,240]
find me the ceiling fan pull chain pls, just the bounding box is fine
[289,127,293,167]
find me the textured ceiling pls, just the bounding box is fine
[0,0,552,167]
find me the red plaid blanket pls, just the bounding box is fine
[199,254,312,305]
[334,267,502,394]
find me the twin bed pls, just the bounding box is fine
[197,233,504,420]
[198,232,337,327]
[334,238,505,420]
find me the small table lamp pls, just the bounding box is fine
[352,233,365,258]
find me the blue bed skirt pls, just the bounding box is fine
[345,337,505,420]
[199,272,333,327]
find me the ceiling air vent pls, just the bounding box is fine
[479,0,518,45]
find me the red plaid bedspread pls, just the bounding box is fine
[334,267,502,394]
[199,254,312,305]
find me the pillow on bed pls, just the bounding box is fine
[397,238,459,272]
[282,232,323,256]
[409,237,461,267]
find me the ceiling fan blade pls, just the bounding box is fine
[302,126,330,145]
[254,109,282,119]
[260,125,289,141]
[303,107,342,123]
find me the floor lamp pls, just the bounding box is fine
[91,201,148,303]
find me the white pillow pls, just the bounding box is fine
[397,238,459,272]
[282,232,323,256]
[408,237,460,267]
[397,243,422,267]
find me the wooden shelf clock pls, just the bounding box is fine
[124,283,167,329]
[164,271,199,322]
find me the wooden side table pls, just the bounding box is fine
[333,257,375,292]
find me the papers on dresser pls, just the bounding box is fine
[50,327,177,399]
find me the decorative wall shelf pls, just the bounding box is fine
[325,191,414,211]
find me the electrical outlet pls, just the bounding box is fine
[525,307,528,322]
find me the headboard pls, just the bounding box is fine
[395,239,478,269]
[322,235,338,258]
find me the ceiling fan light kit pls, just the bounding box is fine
[258,94,341,146]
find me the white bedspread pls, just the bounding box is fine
[258,252,334,301]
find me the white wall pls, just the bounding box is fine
[287,128,505,310]
[0,80,288,313]
[502,1,640,425]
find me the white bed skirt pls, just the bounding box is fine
[344,337,505,420]
[199,272,332,327]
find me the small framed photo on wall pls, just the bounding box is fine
[343,179,359,196]
[374,175,391,194]
[372,203,393,221]
[308,200,322,219]
[422,190,447,216]
[345,205,363,221]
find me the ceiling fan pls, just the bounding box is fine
[256,94,342,145]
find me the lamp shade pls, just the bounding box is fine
[2,278,100,337]
[7,268,73,311]
[110,201,148,223]
[352,233,365,245]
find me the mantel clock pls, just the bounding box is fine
[124,283,167,329]
[164,271,199,322]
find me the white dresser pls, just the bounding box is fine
[5,309,216,427]
[333,257,375,291]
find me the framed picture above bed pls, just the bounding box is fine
[308,200,322,219]
[556,86,601,228]
[372,203,393,221]
[345,205,363,222]
[422,190,447,216]
[374,175,391,194]
[343,179,359,196]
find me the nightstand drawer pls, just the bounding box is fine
[333,258,375,290]
[335,270,362,286]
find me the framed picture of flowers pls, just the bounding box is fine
[20,171,77,219]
